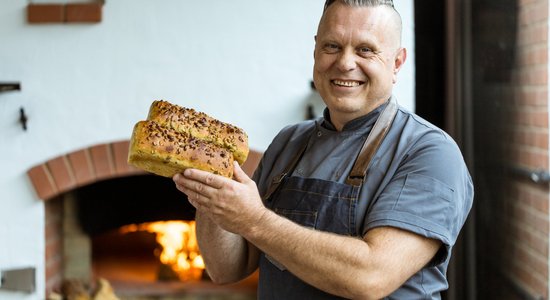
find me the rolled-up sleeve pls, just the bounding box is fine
[363,132,474,265]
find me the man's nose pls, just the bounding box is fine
[335,49,357,72]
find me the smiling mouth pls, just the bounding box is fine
[331,80,364,87]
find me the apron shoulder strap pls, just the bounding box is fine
[346,98,398,186]
[261,122,316,202]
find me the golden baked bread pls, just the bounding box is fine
[147,100,249,164]
[128,100,249,178]
[128,120,234,178]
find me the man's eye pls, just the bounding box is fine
[358,47,373,54]
[324,43,340,52]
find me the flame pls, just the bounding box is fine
[120,220,205,281]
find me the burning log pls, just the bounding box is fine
[119,220,205,281]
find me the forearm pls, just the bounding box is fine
[196,211,258,284]
[174,166,438,297]
[243,209,383,299]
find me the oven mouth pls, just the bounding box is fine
[45,174,258,299]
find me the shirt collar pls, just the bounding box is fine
[321,98,391,132]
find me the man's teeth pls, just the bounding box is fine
[333,80,361,87]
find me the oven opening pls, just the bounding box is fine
[47,174,257,299]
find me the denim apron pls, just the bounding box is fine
[258,98,398,299]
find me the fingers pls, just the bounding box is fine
[233,161,252,184]
[173,169,226,204]
[173,177,206,210]
[172,166,251,211]
[183,168,226,189]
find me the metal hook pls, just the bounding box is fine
[19,107,28,131]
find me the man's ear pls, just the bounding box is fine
[392,47,407,84]
[313,35,318,59]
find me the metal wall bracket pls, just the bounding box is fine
[510,166,550,184]
[0,83,21,92]
[0,267,35,293]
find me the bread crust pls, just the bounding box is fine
[147,100,249,164]
[128,120,234,178]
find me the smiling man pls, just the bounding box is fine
[173,1,474,299]
[313,0,405,130]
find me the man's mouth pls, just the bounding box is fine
[331,79,364,87]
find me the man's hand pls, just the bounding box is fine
[172,162,262,283]
[173,161,267,235]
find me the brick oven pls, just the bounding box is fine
[27,140,262,299]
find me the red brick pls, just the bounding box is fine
[518,22,548,46]
[529,151,548,169]
[513,109,549,128]
[45,199,62,223]
[45,254,62,277]
[27,164,58,201]
[517,204,549,235]
[45,273,62,297]
[65,3,102,23]
[519,0,537,5]
[530,231,549,257]
[68,149,96,186]
[518,66,548,86]
[512,222,549,257]
[530,190,550,215]
[45,238,62,262]
[518,1,549,26]
[27,4,64,23]
[45,219,62,242]
[517,45,548,67]
[512,261,548,298]
[534,111,549,128]
[112,140,132,174]
[47,156,76,194]
[520,247,547,278]
[528,130,549,150]
[90,143,115,180]
[111,141,146,176]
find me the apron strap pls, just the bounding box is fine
[261,128,315,202]
[262,97,398,200]
[345,97,398,186]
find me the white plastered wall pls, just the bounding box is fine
[0,1,414,298]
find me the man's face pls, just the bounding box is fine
[313,3,406,129]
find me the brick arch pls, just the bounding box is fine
[27,140,263,201]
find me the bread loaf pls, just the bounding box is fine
[147,100,249,164]
[128,100,248,178]
[128,120,234,178]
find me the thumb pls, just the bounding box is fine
[233,161,251,184]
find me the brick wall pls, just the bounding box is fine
[45,197,63,294]
[473,0,549,299]
[508,0,549,297]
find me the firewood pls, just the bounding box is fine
[92,278,119,300]
[61,279,90,300]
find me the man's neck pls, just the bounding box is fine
[328,98,391,131]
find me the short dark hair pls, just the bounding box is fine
[320,0,402,46]
[323,0,395,12]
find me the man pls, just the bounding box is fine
[173,0,473,299]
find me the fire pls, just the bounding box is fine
[119,220,205,281]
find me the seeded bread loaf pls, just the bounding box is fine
[147,100,249,164]
[128,120,234,178]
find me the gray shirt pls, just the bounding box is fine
[253,98,474,298]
